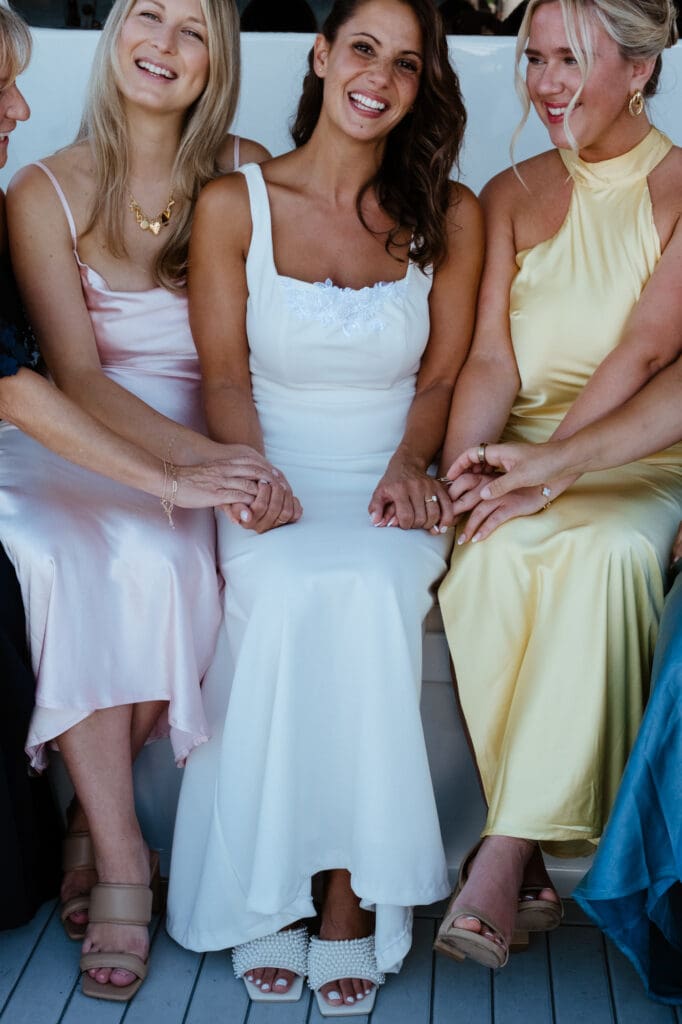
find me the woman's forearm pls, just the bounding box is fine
[0,368,166,493]
[549,358,682,476]
[56,366,220,465]
[440,354,519,471]
[203,381,265,453]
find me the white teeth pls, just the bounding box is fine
[548,106,566,116]
[350,92,386,111]
[137,60,175,80]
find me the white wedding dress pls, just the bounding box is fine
[166,163,451,973]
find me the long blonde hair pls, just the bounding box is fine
[512,0,678,156]
[0,3,32,84]
[78,0,240,291]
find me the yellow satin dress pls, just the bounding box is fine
[439,128,682,857]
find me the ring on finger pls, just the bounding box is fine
[477,442,488,466]
[541,484,552,510]
[424,495,439,504]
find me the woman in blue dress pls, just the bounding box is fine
[447,355,682,1003]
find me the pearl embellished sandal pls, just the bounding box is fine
[307,935,385,1017]
[231,926,309,1002]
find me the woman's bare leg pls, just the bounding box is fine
[58,705,152,989]
[60,700,167,935]
[318,869,374,1009]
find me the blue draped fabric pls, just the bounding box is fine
[574,565,682,1004]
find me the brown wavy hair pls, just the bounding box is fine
[291,0,466,271]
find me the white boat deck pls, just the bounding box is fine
[1,898,679,1024]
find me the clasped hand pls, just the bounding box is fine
[441,441,574,543]
[179,443,302,533]
[368,451,454,534]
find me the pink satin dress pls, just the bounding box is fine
[0,163,221,770]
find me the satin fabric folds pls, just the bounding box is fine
[439,129,682,856]
[0,164,220,769]
[575,566,682,1005]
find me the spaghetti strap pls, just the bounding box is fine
[33,161,78,248]
[233,134,241,170]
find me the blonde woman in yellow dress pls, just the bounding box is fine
[435,0,682,969]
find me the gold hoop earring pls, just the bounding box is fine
[628,90,644,117]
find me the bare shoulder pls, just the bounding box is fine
[651,142,682,207]
[195,170,253,250]
[479,149,560,214]
[8,142,93,219]
[217,132,271,172]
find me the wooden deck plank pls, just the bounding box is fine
[0,905,79,1024]
[370,917,434,1024]
[561,901,594,928]
[248,989,313,1024]
[183,950,248,1024]
[493,934,553,1024]
[549,926,614,1024]
[123,924,202,1024]
[432,949,492,1024]
[605,941,676,1024]
[0,899,55,1015]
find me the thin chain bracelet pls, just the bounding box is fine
[161,456,178,528]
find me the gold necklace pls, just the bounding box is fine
[129,190,175,236]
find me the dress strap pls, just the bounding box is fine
[233,134,241,170]
[239,163,276,279]
[33,161,78,248]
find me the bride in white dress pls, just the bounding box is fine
[167,0,483,1012]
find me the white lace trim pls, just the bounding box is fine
[280,275,408,337]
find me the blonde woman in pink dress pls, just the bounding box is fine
[0,0,295,1001]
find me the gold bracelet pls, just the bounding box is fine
[161,457,178,528]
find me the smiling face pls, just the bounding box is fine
[313,0,423,143]
[525,1,653,159]
[116,0,209,116]
[0,71,29,169]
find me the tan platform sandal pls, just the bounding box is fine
[79,881,153,1002]
[79,852,160,1002]
[434,845,526,969]
[60,832,95,940]
[516,885,563,933]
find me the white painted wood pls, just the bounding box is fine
[2,33,680,192]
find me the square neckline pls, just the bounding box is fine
[244,163,414,293]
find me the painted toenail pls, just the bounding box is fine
[365,988,371,995]
[345,996,355,1004]
[356,992,364,1000]
[246,974,253,981]
[254,979,262,986]
[261,984,270,991]
[275,979,288,987]
[327,991,341,1001]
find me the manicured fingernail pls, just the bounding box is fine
[261,984,270,992]
[240,510,250,522]
[275,979,288,988]
[327,991,341,1001]
[481,487,491,498]
[371,512,380,525]
[439,526,448,533]
[387,517,396,527]
[457,535,466,545]
[472,534,480,543]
